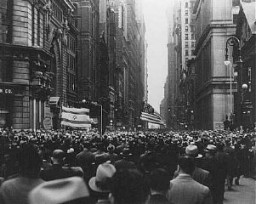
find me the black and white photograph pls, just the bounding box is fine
[0,0,255,203]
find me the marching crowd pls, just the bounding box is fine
[0,128,255,204]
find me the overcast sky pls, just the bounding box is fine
[142,0,171,112]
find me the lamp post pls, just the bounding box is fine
[224,36,252,130]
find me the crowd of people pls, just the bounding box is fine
[0,128,255,204]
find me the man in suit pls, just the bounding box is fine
[186,144,212,188]
[148,168,171,204]
[40,149,83,181]
[167,156,213,204]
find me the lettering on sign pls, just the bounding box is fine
[0,88,13,94]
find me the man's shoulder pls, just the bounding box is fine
[195,167,210,175]
[172,175,209,191]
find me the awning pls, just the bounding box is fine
[49,97,60,107]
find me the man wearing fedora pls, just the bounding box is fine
[167,156,213,204]
[185,144,211,188]
[202,144,226,204]
[88,162,116,204]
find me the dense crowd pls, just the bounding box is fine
[0,128,255,204]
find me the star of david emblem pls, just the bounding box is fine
[73,115,77,120]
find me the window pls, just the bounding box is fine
[0,58,12,82]
[190,25,195,32]
[185,18,188,24]
[67,73,76,92]
[185,9,188,16]
[67,54,75,72]
[191,41,195,48]
[191,34,195,40]
[191,50,195,55]
[185,41,188,48]
[52,1,63,23]
[185,26,189,32]
[67,34,76,52]
[0,0,11,43]
[32,7,44,47]
[185,50,189,56]
[185,34,188,40]
[185,2,189,8]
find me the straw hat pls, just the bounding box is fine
[29,177,89,204]
[88,163,116,193]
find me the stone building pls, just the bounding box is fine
[0,0,78,129]
[235,0,255,129]
[192,0,237,129]
[73,0,99,102]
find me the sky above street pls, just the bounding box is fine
[142,0,171,112]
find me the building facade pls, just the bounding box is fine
[0,0,77,129]
[193,0,236,129]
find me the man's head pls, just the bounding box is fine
[51,149,65,164]
[18,144,42,178]
[148,168,170,194]
[177,156,195,175]
[185,144,202,158]
[110,169,149,204]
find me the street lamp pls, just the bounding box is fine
[224,36,252,129]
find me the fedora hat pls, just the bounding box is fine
[185,144,202,158]
[29,177,89,204]
[89,163,116,193]
[205,144,217,153]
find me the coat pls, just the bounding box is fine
[167,174,213,204]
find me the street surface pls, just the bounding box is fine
[224,177,255,204]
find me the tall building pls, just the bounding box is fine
[73,0,99,102]
[180,0,196,70]
[192,0,237,129]
[0,0,77,129]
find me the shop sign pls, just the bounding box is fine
[0,88,13,94]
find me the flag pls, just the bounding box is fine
[61,106,92,129]
[140,111,165,125]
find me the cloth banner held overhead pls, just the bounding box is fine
[140,111,165,125]
[61,106,92,129]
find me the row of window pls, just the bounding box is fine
[185,41,195,48]
[185,34,195,40]
[185,49,195,56]
[185,25,195,33]
[52,1,63,23]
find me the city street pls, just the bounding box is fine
[224,177,255,204]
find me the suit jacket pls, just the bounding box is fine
[173,167,211,188]
[192,167,211,188]
[167,174,213,204]
[149,194,170,204]
[40,164,83,181]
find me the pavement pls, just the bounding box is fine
[224,177,256,204]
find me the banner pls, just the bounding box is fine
[140,112,165,125]
[61,106,92,129]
